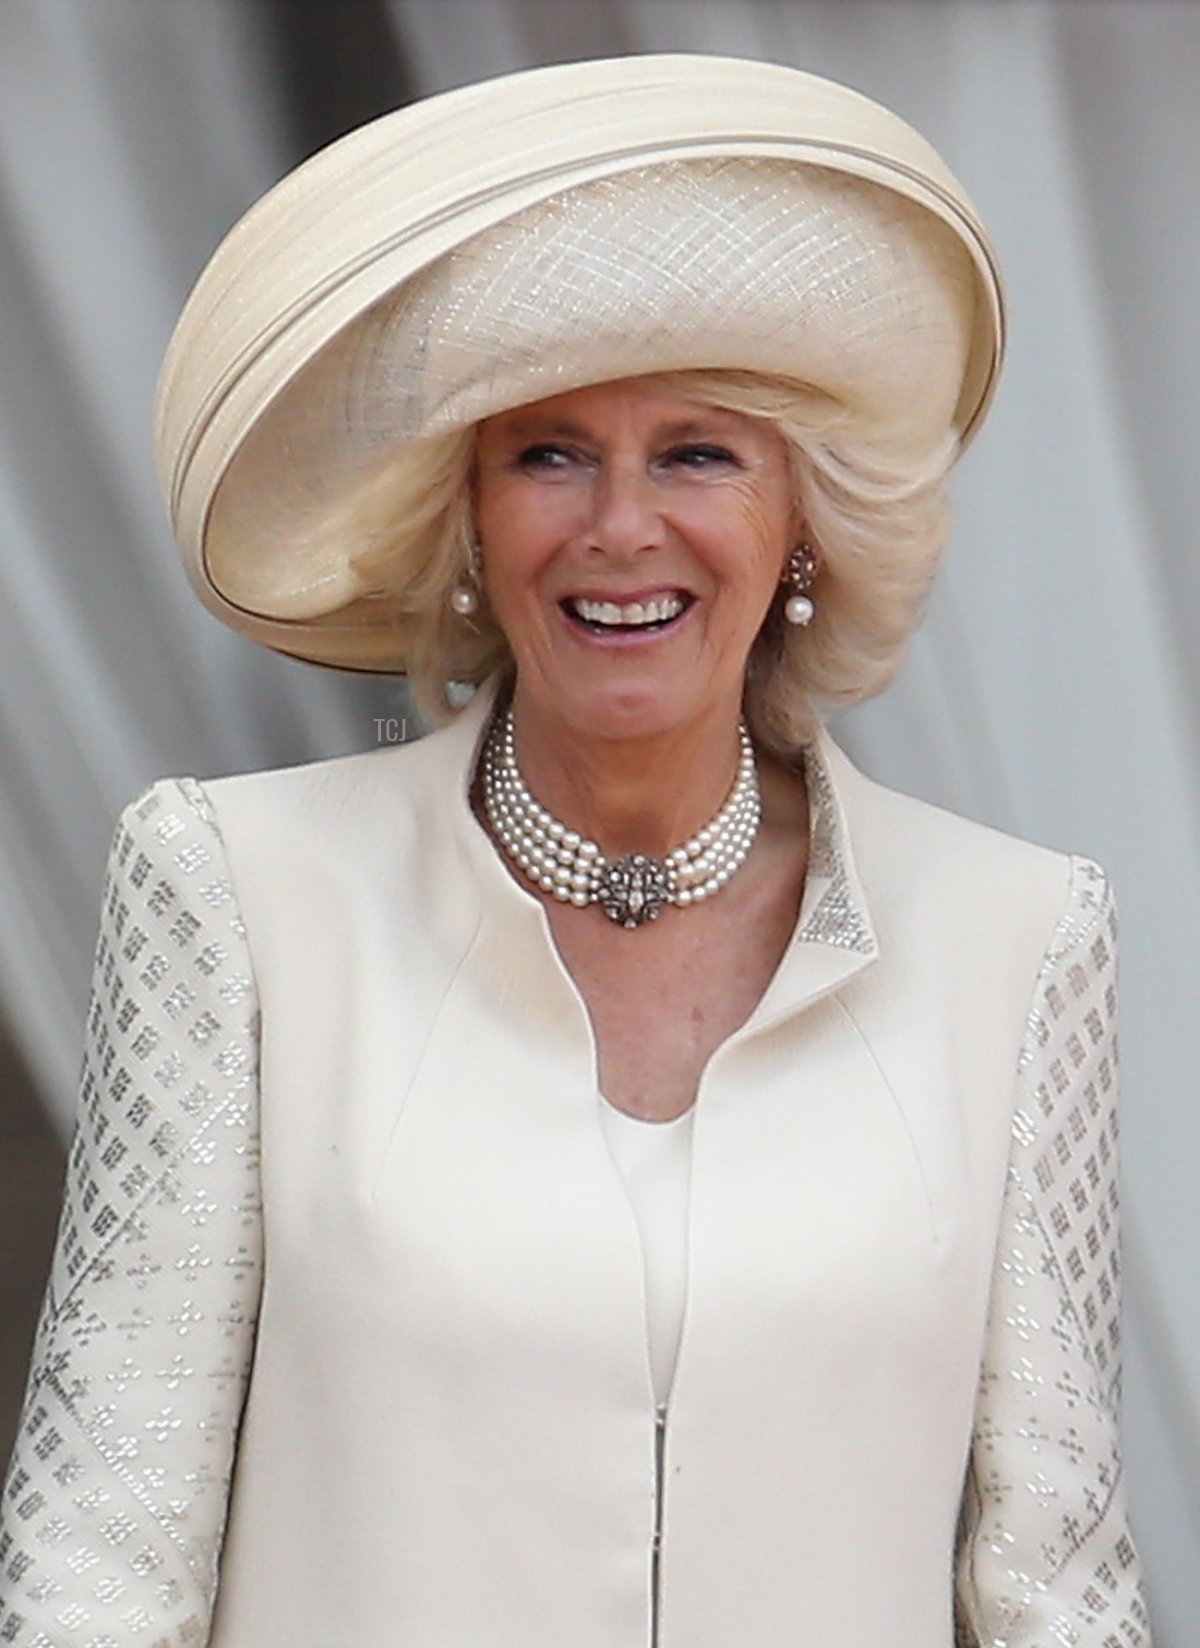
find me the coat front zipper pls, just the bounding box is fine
[651,1401,668,1647]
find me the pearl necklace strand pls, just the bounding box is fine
[480,704,762,928]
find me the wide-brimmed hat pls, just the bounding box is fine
[154,53,1005,673]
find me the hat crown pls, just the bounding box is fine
[369,156,976,446]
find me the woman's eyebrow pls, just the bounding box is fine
[500,415,741,444]
[499,416,593,442]
[657,418,736,441]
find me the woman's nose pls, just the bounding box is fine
[582,460,666,556]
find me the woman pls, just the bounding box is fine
[0,54,1149,1648]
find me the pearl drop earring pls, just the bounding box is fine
[782,542,817,626]
[449,527,483,617]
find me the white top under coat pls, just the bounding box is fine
[597,1095,695,1409]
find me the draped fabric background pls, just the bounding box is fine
[0,1,1195,1636]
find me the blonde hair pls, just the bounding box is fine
[344,369,958,756]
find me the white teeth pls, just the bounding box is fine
[570,593,686,627]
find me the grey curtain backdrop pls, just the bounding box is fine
[0,1,1195,1638]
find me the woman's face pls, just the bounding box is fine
[472,377,795,744]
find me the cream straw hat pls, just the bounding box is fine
[154,53,1005,672]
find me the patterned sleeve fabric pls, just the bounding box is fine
[955,857,1152,1646]
[0,778,262,1648]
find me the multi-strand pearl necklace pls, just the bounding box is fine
[480,704,762,928]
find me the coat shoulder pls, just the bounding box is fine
[820,735,1095,965]
[193,712,474,861]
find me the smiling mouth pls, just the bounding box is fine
[562,592,693,635]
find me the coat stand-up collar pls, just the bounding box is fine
[413,673,881,1037]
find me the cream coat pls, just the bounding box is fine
[0,680,1149,1646]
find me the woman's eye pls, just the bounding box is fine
[666,443,740,470]
[513,442,575,471]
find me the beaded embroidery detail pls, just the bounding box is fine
[796,740,875,954]
[0,779,262,1648]
[954,857,1151,1646]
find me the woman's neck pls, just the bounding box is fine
[504,688,748,859]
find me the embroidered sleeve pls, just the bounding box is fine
[0,778,262,1648]
[954,857,1152,1646]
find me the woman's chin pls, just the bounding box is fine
[524,674,729,748]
